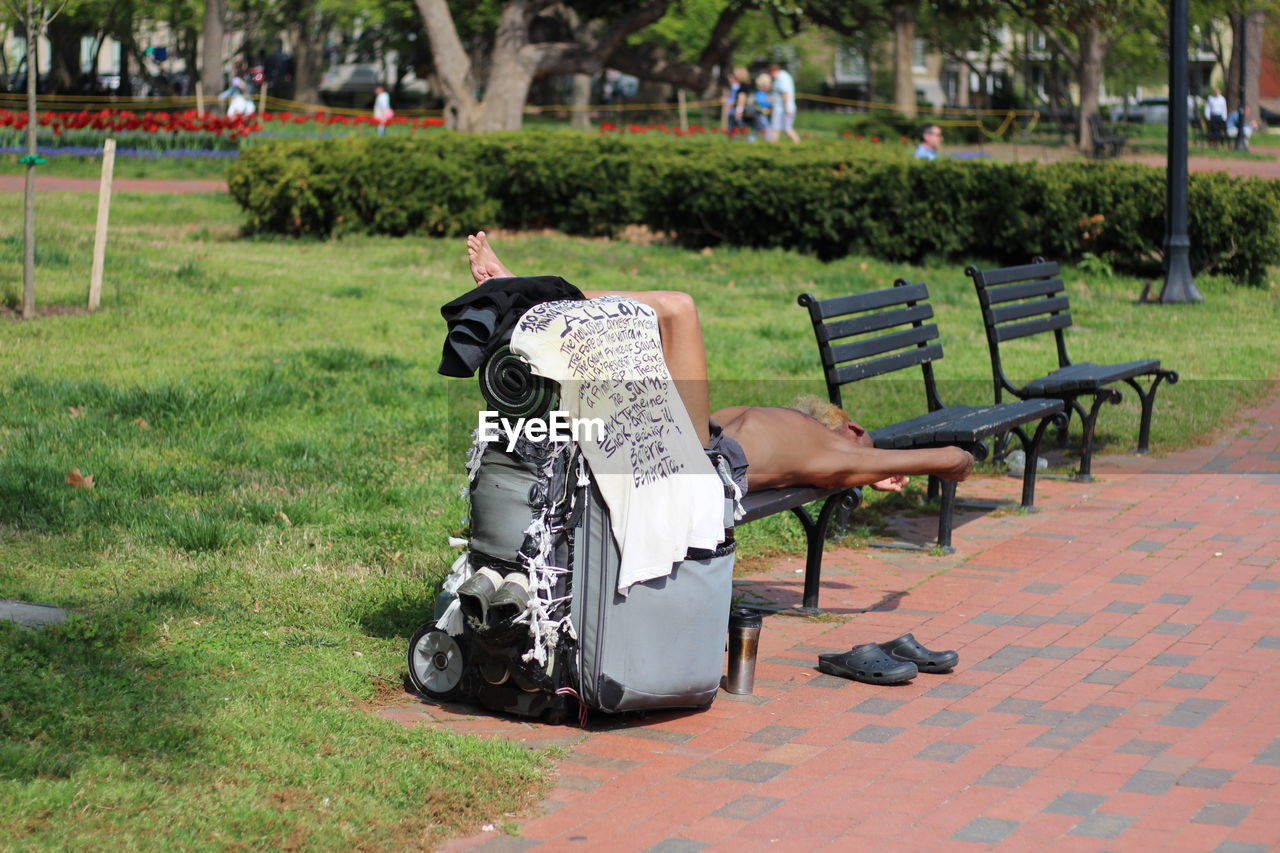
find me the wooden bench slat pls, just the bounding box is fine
[969,261,1060,287]
[983,277,1065,306]
[832,342,943,384]
[994,312,1073,343]
[1024,360,1161,395]
[819,303,933,342]
[827,324,939,365]
[872,399,1063,447]
[807,282,930,320]
[989,295,1070,325]
[738,485,846,524]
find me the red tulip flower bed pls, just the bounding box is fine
[0,107,447,152]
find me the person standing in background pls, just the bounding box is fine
[373,85,394,135]
[767,62,800,143]
[1204,88,1228,147]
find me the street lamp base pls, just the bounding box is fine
[1157,247,1203,303]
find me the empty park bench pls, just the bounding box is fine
[1088,113,1128,159]
[965,260,1179,481]
[798,280,1065,553]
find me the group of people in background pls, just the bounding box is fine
[1201,88,1257,149]
[724,63,800,143]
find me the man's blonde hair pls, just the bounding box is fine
[788,395,850,431]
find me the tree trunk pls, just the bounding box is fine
[477,9,537,132]
[22,0,37,320]
[415,0,481,128]
[1226,11,1263,116]
[476,64,535,130]
[46,16,83,93]
[117,36,135,96]
[570,73,592,130]
[179,26,199,95]
[1075,24,1105,154]
[290,11,324,105]
[891,1,917,118]
[201,0,224,108]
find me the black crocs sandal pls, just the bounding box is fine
[878,633,959,673]
[817,643,918,684]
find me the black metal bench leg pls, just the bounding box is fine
[1055,405,1073,448]
[1125,370,1178,453]
[792,493,852,611]
[1020,414,1064,508]
[1076,390,1122,482]
[935,479,957,553]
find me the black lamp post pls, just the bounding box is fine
[1236,13,1250,151]
[1158,0,1203,303]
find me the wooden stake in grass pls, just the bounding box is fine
[196,80,204,116]
[258,81,267,116]
[677,87,688,133]
[88,138,115,310]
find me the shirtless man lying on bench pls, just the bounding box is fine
[466,232,973,495]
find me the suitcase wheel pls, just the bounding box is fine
[407,623,471,701]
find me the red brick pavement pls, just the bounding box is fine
[380,390,1280,852]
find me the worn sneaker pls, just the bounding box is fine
[488,572,532,625]
[457,567,503,628]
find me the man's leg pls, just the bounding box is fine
[465,232,711,446]
[580,289,711,446]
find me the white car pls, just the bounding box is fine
[319,63,429,108]
[1116,98,1168,124]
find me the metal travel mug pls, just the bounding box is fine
[725,608,763,695]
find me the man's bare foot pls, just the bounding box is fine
[467,231,516,285]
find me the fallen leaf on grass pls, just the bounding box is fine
[66,469,94,489]
[135,418,149,429]
[68,406,84,417]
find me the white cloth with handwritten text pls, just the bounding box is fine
[510,296,725,593]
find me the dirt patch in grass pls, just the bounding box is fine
[0,303,93,321]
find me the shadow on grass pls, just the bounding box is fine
[355,587,439,639]
[0,607,208,783]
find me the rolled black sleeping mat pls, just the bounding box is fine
[479,345,559,421]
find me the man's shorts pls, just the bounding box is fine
[771,106,794,132]
[706,419,749,497]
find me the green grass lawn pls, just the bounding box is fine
[0,153,232,180]
[1,189,1278,848]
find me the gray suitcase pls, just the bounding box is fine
[408,441,736,721]
[571,470,735,712]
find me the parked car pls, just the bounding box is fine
[319,63,428,108]
[1115,97,1169,124]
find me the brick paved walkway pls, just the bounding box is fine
[380,390,1280,852]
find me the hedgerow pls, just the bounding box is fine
[227,133,1280,285]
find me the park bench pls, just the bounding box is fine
[798,280,1065,553]
[737,485,860,611]
[964,259,1179,481]
[1088,113,1128,159]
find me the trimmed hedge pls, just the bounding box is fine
[227,133,1280,284]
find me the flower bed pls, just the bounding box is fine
[0,145,239,159]
[0,108,447,153]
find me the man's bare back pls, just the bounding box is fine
[713,405,971,492]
